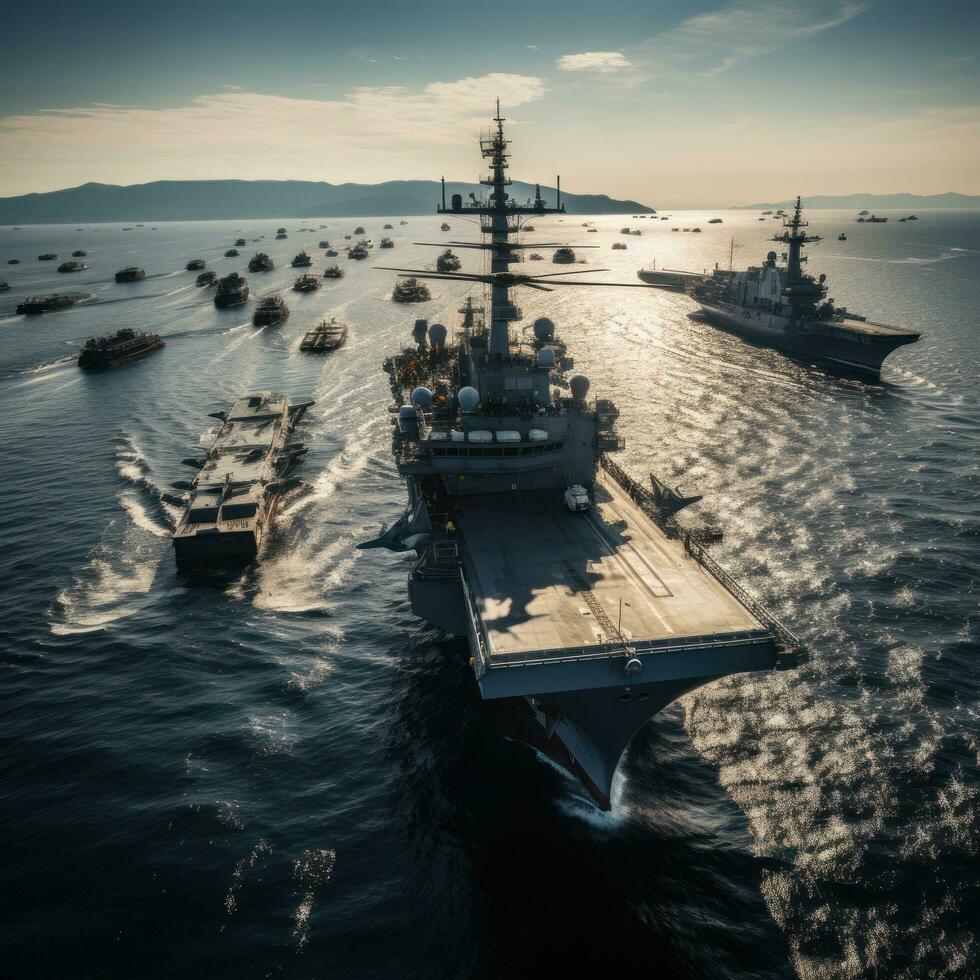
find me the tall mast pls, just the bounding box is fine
[776,195,824,326]
[437,100,565,359]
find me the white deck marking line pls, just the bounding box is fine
[582,509,675,634]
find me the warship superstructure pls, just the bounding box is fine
[641,198,920,376]
[172,393,312,566]
[78,329,163,369]
[362,104,802,809]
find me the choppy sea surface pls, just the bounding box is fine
[0,210,977,978]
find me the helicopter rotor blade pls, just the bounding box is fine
[529,268,611,278]
[538,280,665,288]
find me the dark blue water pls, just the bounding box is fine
[1,212,977,978]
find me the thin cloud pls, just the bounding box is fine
[556,51,633,73]
[0,74,546,194]
[635,0,869,79]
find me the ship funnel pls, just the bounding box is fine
[428,323,447,348]
[570,375,590,403]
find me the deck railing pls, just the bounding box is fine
[460,566,492,679]
[599,455,804,655]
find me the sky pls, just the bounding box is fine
[0,0,978,207]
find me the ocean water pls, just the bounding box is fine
[0,211,977,978]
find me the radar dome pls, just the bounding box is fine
[533,317,555,341]
[570,375,590,402]
[411,387,433,409]
[457,387,480,412]
[428,323,447,347]
[767,250,777,261]
[537,348,556,368]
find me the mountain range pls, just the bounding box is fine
[732,192,980,210]
[0,179,653,224]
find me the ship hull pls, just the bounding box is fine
[214,292,248,308]
[78,338,164,370]
[698,302,914,376]
[406,559,778,810]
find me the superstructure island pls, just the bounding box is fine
[359,104,803,809]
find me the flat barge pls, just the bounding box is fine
[172,392,312,566]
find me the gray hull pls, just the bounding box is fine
[699,302,913,376]
[408,559,784,810]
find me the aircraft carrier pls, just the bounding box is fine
[640,197,920,377]
[360,105,802,809]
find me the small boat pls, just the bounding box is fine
[620,228,631,235]
[196,271,218,287]
[291,251,313,267]
[708,218,723,224]
[347,242,369,260]
[293,273,320,292]
[692,227,702,233]
[611,242,627,250]
[214,273,249,308]
[838,234,847,241]
[354,226,366,235]
[186,259,206,271]
[253,295,289,326]
[383,224,394,230]
[323,265,344,279]
[16,294,79,315]
[379,237,395,248]
[78,329,164,369]
[8,259,19,264]
[587,228,598,232]
[58,260,88,273]
[319,240,331,248]
[0,281,9,291]
[115,267,145,283]
[224,248,240,257]
[523,224,535,231]
[235,238,247,247]
[276,227,287,240]
[436,249,461,272]
[38,253,57,261]
[906,215,919,221]
[552,247,576,263]
[441,223,451,232]
[399,220,408,225]
[392,277,431,303]
[248,253,274,272]
[300,317,348,352]
[72,249,88,256]
[528,253,544,261]
[325,248,339,257]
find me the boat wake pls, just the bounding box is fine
[49,435,178,634]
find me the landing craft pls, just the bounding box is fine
[360,103,802,809]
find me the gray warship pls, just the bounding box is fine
[639,197,920,376]
[172,393,312,566]
[360,104,802,809]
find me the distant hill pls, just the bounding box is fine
[0,179,654,224]
[733,192,980,210]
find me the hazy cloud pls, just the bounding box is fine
[0,74,546,194]
[636,0,869,78]
[556,51,633,73]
